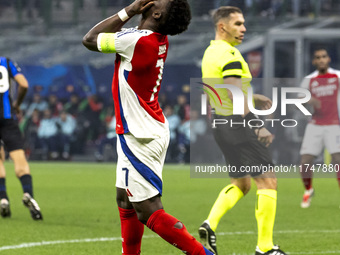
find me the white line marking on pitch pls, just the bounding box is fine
[0,236,152,252]
[294,252,340,254]
[217,229,340,236]
[0,229,339,253]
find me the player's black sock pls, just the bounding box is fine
[0,178,9,200]
[19,174,33,197]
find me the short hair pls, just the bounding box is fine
[313,47,329,56]
[213,6,242,27]
[158,0,191,36]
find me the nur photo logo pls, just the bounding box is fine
[199,82,312,128]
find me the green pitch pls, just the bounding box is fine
[0,162,339,254]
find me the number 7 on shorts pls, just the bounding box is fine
[122,168,129,187]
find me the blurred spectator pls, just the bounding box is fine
[85,95,104,141]
[26,85,44,100]
[177,119,190,163]
[47,94,63,116]
[55,111,76,160]
[64,94,81,117]
[94,115,117,162]
[190,110,207,144]
[70,97,90,154]
[159,93,170,108]
[25,93,48,117]
[175,110,206,164]
[23,109,41,157]
[164,105,181,162]
[57,84,86,103]
[174,94,190,121]
[37,109,58,159]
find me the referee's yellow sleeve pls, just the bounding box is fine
[97,33,116,53]
[222,61,243,78]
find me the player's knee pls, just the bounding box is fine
[244,185,251,195]
[134,202,163,225]
[300,155,315,165]
[136,212,149,225]
[133,206,157,224]
[255,176,277,190]
[300,158,309,165]
[269,178,277,190]
[116,189,133,209]
[232,179,251,195]
[263,177,277,190]
[239,184,251,195]
[116,198,130,209]
[14,165,30,177]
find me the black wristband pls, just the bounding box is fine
[244,112,258,122]
[244,112,263,129]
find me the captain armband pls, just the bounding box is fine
[97,33,116,53]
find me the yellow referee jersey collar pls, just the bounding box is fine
[210,40,233,47]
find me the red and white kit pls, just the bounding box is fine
[98,28,170,202]
[300,67,340,155]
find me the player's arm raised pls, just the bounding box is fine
[82,0,154,52]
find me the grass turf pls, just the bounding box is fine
[0,162,339,254]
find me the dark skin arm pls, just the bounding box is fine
[82,0,155,52]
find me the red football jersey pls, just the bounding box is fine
[102,28,170,138]
[301,68,340,125]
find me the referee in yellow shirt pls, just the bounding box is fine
[198,6,286,255]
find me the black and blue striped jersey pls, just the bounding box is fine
[0,57,22,119]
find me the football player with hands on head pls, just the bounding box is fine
[83,0,214,254]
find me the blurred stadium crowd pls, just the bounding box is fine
[1,0,339,164]
[17,88,195,163]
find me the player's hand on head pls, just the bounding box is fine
[254,94,272,110]
[128,0,155,15]
[255,127,273,147]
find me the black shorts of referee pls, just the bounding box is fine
[212,114,274,178]
[0,119,24,152]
